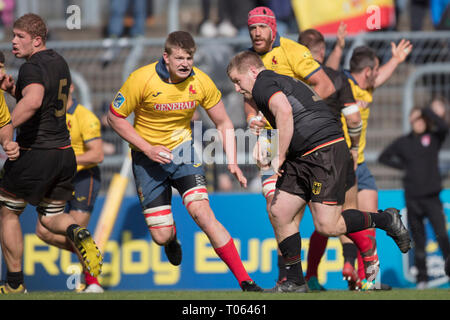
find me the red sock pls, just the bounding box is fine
[305,231,328,280]
[356,251,366,280]
[346,229,376,255]
[214,238,251,286]
[84,271,100,286]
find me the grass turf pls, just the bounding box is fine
[0,289,448,300]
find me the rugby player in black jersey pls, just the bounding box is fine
[0,14,102,294]
[227,51,411,292]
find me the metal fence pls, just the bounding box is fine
[0,30,449,194]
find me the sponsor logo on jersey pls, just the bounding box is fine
[154,101,197,111]
[152,92,162,97]
[113,92,125,109]
[189,85,197,95]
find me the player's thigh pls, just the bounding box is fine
[270,189,306,223]
[309,201,345,236]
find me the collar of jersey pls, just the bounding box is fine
[249,33,281,55]
[343,69,359,87]
[67,98,78,115]
[155,57,195,83]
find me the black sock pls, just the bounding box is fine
[342,209,374,233]
[342,243,358,266]
[7,271,24,289]
[66,224,80,242]
[278,232,305,285]
[370,211,393,230]
[342,209,393,233]
[277,254,287,281]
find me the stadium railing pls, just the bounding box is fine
[0,30,448,194]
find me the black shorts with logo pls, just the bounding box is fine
[276,140,352,205]
[0,148,76,206]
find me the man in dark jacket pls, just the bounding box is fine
[379,103,450,289]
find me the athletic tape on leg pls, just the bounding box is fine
[182,186,209,208]
[37,200,66,216]
[143,205,174,229]
[0,194,27,212]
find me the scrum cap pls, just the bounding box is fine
[248,6,277,40]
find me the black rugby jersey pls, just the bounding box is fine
[252,70,343,157]
[15,49,72,149]
[322,65,356,120]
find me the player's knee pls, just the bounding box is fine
[35,222,52,243]
[149,227,174,246]
[314,220,340,237]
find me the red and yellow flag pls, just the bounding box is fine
[291,0,395,35]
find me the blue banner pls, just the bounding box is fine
[3,190,450,291]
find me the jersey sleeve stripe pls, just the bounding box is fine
[268,91,283,106]
[109,104,126,118]
[304,66,322,80]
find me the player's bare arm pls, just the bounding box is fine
[375,39,412,88]
[11,83,44,128]
[342,104,362,169]
[107,109,173,164]
[75,138,104,166]
[308,68,336,99]
[325,21,347,70]
[206,100,247,188]
[268,92,293,175]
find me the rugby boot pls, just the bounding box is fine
[306,276,326,291]
[265,279,309,293]
[342,262,361,291]
[0,282,27,294]
[164,238,182,266]
[380,208,411,253]
[73,227,103,277]
[241,280,263,292]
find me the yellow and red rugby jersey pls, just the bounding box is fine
[256,34,322,130]
[259,35,322,82]
[110,59,221,151]
[66,100,102,171]
[341,71,374,164]
[0,91,11,128]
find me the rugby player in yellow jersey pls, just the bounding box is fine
[107,31,262,291]
[35,83,104,293]
[338,41,412,289]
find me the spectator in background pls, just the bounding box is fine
[0,0,15,40]
[102,0,148,67]
[266,0,297,35]
[199,0,238,37]
[431,0,450,29]
[378,103,450,289]
[107,0,147,39]
[410,0,430,31]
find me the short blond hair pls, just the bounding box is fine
[227,51,265,76]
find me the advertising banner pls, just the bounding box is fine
[2,190,449,291]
